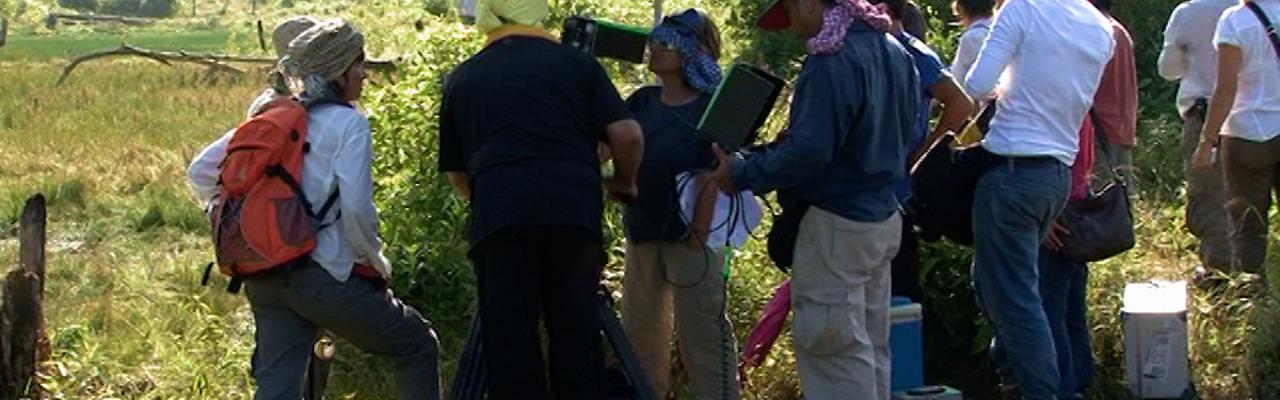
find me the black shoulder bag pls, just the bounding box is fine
[1057,113,1136,263]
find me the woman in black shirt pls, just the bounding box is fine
[619,9,740,400]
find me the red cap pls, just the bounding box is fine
[757,1,791,31]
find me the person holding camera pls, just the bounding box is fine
[710,0,918,397]
[437,1,645,398]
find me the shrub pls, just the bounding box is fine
[99,0,175,18]
[57,0,98,13]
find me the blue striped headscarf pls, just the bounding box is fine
[649,9,722,93]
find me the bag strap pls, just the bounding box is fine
[1087,110,1126,188]
[266,165,342,227]
[1247,1,1280,59]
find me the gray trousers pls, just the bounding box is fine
[791,208,902,400]
[1179,103,1234,271]
[245,263,441,400]
[621,242,740,400]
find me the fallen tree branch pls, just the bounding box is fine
[57,44,398,85]
[45,13,155,30]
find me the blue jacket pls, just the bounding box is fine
[731,20,920,223]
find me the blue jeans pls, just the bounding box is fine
[972,159,1070,400]
[1039,249,1095,398]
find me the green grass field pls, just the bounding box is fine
[3,11,1280,399]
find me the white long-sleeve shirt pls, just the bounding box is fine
[964,0,1114,165]
[1159,0,1236,115]
[187,103,391,281]
[1214,0,1280,142]
[950,17,992,84]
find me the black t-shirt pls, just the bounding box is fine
[623,86,715,243]
[438,36,632,245]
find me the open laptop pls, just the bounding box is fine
[697,64,785,152]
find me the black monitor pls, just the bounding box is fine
[697,64,784,152]
[561,16,650,64]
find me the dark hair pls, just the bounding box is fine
[1091,0,1112,13]
[870,0,908,20]
[695,10,723,61]
[956,0,995,18]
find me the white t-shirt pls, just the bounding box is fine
[1215,0,1280,142]
[963,0,1114,165]
[1159,0,1237,115]
[950,17,992,84]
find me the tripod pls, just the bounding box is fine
[449,285,657,400]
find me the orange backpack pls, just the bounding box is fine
[208,99,339,291]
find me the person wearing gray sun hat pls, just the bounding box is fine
[189,18,443,400]
[280,19,369,106]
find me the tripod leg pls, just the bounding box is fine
[598,289,658,400]
[304,331,334,400]
[450,313,486,400]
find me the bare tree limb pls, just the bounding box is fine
[46,13,155,30]
[57,44,398,85]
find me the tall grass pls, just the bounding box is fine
[0,62,258,398]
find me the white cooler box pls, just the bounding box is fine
[1123,281,1192,399]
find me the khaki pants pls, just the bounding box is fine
[621,242,740,400]
[1180,104,1234,271]
[1223,135,1280,275]
[791,208,902,400]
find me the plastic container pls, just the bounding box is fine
[890,296,924,392]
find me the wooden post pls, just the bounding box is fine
[1,18,8,48]
[1,194,47,399]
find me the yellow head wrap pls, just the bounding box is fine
[474,0,550,34]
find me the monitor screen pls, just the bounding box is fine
[697,64,784,152]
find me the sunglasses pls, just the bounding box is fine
[650,39,679,51]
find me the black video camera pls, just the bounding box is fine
[560,16,649,64]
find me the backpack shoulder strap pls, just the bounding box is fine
[1246,1,1280,59]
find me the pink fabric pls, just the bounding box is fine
[1091,17,1138,146]
[1071,114,1096,201]
[808,0,893,55]
[738,280,792,388]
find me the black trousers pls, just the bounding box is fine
[471,225,606,400]
[890,212,923,301]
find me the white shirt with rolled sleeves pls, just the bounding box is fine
[187,102,392,282]
[1214,0,1280,142]
[963,0,1114,166]
[1159,0,1236,115]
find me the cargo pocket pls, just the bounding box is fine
[792,299,855,356]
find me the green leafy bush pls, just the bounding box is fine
[98,0,175,18]
[57,0,98,13]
